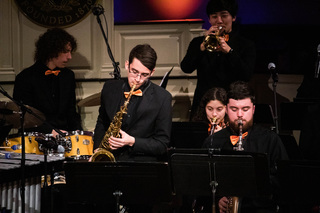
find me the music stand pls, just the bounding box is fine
[280,102,316,130]
[277,160,320,211]
[64,161,172,213]
[169,149,270,212]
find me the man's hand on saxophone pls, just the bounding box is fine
[218,196,229,213]
[108,129,135,149]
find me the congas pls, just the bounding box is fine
[63,131,94,159]
[3,132,43,154]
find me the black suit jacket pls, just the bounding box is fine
[13,61,82,133]
[93,79,172,161]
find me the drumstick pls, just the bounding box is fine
[0,145,20,150]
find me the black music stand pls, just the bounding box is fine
[64,161,172,213]
[169,149,270,212]
[277,160,320,212]
[280,102,320,130]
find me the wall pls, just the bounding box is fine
[0,0,304,138]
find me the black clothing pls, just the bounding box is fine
[13,61,82,133]
[299,103,320,160]
[93,79,172,162]
[181,31,256,119]
[296,77,320,100]
[203,124,288,212]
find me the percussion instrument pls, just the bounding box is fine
[77,92,101,107]
[0,101,45,129]
[0,150,64,212]
[3,132,44,155]
[62,131,94,159]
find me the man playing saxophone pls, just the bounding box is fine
[203,81,288,213]
[92,44,172,162]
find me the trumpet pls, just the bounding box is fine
[209,117,217,135]
[203,26,228,52]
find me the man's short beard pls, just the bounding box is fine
[229,118,254,134]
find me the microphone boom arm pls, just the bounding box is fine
[92,4,121,80]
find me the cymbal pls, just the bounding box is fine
[78,92,101,107]
[0,101,45,129]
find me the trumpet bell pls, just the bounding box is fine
[203,35,220,52]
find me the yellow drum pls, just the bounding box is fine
[3,132,43,155]
[63,131,93,159]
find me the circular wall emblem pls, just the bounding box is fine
[15,0,99,28]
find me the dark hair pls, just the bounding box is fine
[34,28,77,63]
[206,0,238,17]
[192,87,227,122]
[128,44,157,71]
[227,81,255,104]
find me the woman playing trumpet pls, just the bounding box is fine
[193,87,229,136]
[190,87,229,213]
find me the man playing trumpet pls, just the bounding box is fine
[181,0,256,121]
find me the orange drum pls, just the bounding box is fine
[63,131,93,159]
[3,132,44,154]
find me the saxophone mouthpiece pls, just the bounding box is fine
[131,84,136,90]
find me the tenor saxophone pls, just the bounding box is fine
[227,118,244,212]
[226,196,240,213]
[91,84,136,162]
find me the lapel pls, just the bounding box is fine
[106,80,125,120]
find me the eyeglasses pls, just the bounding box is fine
[128,69,150,79]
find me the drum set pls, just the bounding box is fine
[0,101,94,160]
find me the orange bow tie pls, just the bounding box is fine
[208,123,213,134]
[224,34,229,42]
[230,132,248,145]
[124,89,143,98]
[45,70,60,76]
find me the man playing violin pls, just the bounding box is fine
[203,81,288,213]
[181,0,256,121]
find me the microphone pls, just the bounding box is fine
[92,4,104,16]
[268,62,278,82]
[314,44,320,78]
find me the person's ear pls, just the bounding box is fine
[125,60,129,70]
[150,69,155,77]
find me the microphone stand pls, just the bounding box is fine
[271,72,279,134]
[0,86,66,213]
[92,4,121,80]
